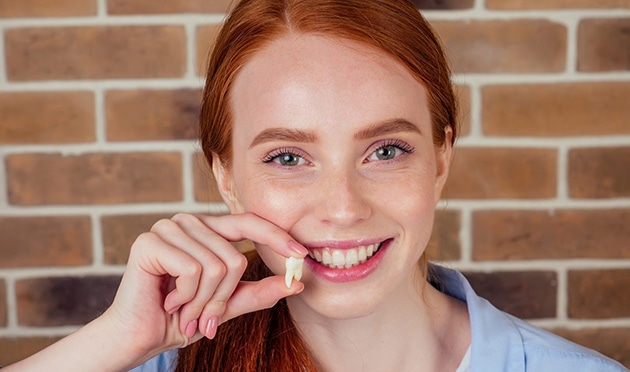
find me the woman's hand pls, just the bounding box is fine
[102,212,307,363]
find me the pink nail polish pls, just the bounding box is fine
[185,319,198,338]
[288,240,308,256]
[205,317,219,339]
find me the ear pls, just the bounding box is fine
[434,126,453,203]
[211,153,245,214]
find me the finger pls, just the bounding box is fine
[197,213,308,258]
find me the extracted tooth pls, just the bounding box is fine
[285,256,304,288]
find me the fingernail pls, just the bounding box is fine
[185,319,198,338]
[205,317,219,339]
[288,240,308,256]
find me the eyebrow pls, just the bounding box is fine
[248,118,421,148]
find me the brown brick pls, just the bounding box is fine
[464,271,557,319]
[0,337,63,366]
[482,83,630,137]
[108,0,233,14]
[0,280,6,327]
[426,210,460,261]
[455,85,471,137]
[578,18,630,72]
[569,147,630,199]
[0,91,95,144]
[6,153,183,205]
[16,276,120,326]
[486,0,630,9]
[569,269,630,319]
[5,26,186,81]
[473,209,630,260]
[0,0,96,17]
[106,89,200,141]
[193,152,224,203]
[431,20,566,73]
[411,0,474,9]
[0,216,92,268]
[445,148,557,199]
[196,25,222,76]
[553,328,630,368]
[102,213,174,265]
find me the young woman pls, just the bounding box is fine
[6,0,628,371]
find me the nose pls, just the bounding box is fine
[314,167,372,227]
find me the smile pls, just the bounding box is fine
[307,242,383,269]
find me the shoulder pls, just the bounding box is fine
[128,349,178,372]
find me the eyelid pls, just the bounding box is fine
[261,146,309,164]
[370,139,414,154]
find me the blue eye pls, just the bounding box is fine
[262,149,308,166]
[367,140,414,162]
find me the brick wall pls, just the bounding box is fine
[0,0,629,367]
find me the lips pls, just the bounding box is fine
[308,242,382,269]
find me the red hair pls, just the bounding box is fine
[181,0,458,370]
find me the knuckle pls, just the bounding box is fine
[171,212,197,225]
[206,261,227,281]
[225,252,248,273]
[150,218,176,233]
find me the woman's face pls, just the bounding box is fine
[215,34,452,319]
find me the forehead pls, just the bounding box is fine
[229,33,430,140]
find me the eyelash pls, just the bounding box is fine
[261,147,307,164]
[374,139,415,155]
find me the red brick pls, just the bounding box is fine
[473,209,630,260]
[101,213,175,265]
[487,0,630,9]
[16,276,120,326]
[482,82,630,137]
[431,20,566,73]
[455,85,471,137]
[553,328,630,368]
[6,152,183,205]
[569,147,630,199]
[0,91,95,144]
[0,280,6,327]
[196,25,222,76]
[464,271,557,319]
[0,337,63,366]
[426,210,461,261]
[569,269,630,319]
[108,0,232,14]
[0,0,96,17]
[105,89,200,141]
[445,148,557,199]
[411,0,474,9]
[5,26,186,81]
[193,152,224,203]
[0,216,92,268]
[578,18,630,72]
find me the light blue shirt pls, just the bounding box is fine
[131,265,628,371]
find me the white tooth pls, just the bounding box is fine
[358,246,367,263]
[322,250,333,265]
[345,249,358,268]
[367,244,374,257]
[332,250,345,266]
[285,256,304,288]
[313,250,323,262]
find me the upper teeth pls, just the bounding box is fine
[310,243,380,269]
[285,256,304,288]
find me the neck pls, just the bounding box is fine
[286,274,471,372]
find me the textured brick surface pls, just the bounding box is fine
[472,209,630,260]
[553,328,630,368]
[569,270,630,319]
[0,0,96,17]
[6,153,183,205]
[569,147,630,199]
[108,0,233,14]
[445,148,557,199]
[193,152,224,203]
[0,280,6,327]
[0,337,62,366]
[482,83,630,136]
[411,0,474,9]
[578,18,630,72]
[426,210,461,261]
[5,26,186,81]
[195,25,223,75]
[432,20,566,73]
[0,91,95,144]
[464,271,557,319]
[105,89,201,141]
[102,213,175,265]
[0,216,92,268]
[487,0,630,9]
[16,276,120,326]
[455,85,471,137]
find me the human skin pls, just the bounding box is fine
[213,33,470,371]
